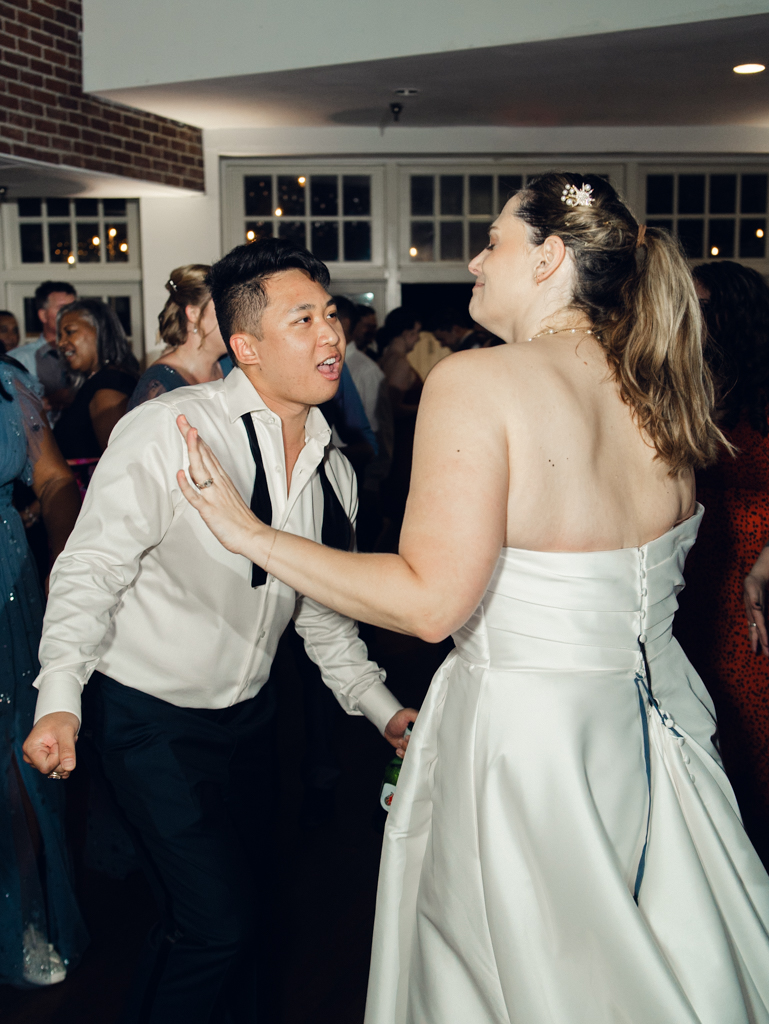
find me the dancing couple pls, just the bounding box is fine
[26,173,769,1023]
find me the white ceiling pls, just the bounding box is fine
[92,15,769,131]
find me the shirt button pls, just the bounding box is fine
[640,587,648,596]
[639,633,648,643]
[259,630,266,640]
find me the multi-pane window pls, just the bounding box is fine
[407,173,525,263]
[241,173,374,262]
[645,172,768,260]
[17,198,131,265]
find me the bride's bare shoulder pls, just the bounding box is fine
[421,344,541,406]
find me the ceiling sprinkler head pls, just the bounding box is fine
[394,88,420,96]
[390,102,403,123]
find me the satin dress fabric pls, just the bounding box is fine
[365,505,769,1024]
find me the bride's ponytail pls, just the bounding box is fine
[516,173,731,473]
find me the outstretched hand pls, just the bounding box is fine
[744,570,769,656]
[176,414,268,557]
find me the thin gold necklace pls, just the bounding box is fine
[526,327,598,342]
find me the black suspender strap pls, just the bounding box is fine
[241,413,273,587]
[241,413,353,589]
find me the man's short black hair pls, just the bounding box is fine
[332,295,358,329]
[207,238,331,361]
[34,281,77,311]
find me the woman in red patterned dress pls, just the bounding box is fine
[676,260,769,867]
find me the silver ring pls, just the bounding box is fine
[48,771,63,779]
[750,622,758,628]
[197,478,214,490]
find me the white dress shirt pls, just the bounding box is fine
[344,344,386,432]
[33,367,402,734]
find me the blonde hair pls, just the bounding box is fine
[516,172,731,473]
[158,264,212,348]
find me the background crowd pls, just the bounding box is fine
[2,250,769,1011]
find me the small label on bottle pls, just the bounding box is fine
[380,782,397,812]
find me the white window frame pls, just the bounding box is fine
[221,160,386,273]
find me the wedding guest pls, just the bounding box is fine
[22,237,414,1024]
[0,310,20,352]
[128,264,226,410]
[352,303,379,357]
[675,259,769,866]
[432,308,504,351]
[53,299,139,467]
[0,352,86,988]
[335,296,392,550]
[12,281,76,409]
[378,309,422,544]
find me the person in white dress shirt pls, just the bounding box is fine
[22,238,415,1024]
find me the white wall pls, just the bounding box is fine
[139,150,221,355]
[82,0,769,93]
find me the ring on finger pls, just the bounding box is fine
[197,478,214,490]
[48,770,64,779]
[749,622,758,628]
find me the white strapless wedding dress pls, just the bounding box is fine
[365,505,769,1024]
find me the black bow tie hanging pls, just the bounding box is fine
[240,414,353,588]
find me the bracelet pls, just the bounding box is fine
[263,529,278,576]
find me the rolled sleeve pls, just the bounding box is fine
[293,596,403,735]
[33,403,184,724]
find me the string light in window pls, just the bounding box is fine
[246,230,255,241]
[92,236,100,246]
[710,246,720,256]
[109,227,117,238]
[297,177,306,185]
[757,229,765,238]
[409,247,418,257]
[67,254,75,264]
[119,242,128,253]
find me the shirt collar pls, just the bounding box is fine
[224,366,331,445]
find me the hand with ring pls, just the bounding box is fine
[744,548,769,656]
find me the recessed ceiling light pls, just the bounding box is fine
[734,63,766,74]
[394,88,420,96]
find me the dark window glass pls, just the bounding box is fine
[708,219,735,258]
[646,219,674,234]
[48,222,72,262]
[343,176,370,216]
[343,221,371,261]
[678,175,705,215]
[23,297,39,335]
[20,223,44,263]
[46,197,69,218]
[440,176,463,216]
[741,174,768,214]
[310,176,337,216]
[245,221,273,243]
[277,176,305,216]
[411,176,434,216]
[244,176,273,217]
[410,221,434,261]
[278,220,306,247]
[75,198,99,217]
[103,198,127,217]
[469,221,491,257]
[469,176,493,216]
[105,223,129,262]
[108,296,131,337]
[440,221,463,261]
[676,219,704,259]
[311,220,339,262]
[646,175,674,215]
[18,198,41,217]
[709,174,736,214]
[76,222,101,262]
[739,218,766,259]
[497,175,522,209]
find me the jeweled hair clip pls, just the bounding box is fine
[561,184,595,208]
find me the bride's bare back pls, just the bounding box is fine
[497,333,694,551]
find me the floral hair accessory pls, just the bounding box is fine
[561,183,594,208]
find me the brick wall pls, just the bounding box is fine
[0,0,204,191]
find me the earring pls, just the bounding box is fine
[193,327,198,334]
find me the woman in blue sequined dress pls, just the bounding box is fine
[0,353,87,986]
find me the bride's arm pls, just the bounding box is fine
[178,354,509,642]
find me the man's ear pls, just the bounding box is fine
[38,306,46,326]
[230,332,260,367]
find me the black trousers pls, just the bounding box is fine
[90,671,278,1024]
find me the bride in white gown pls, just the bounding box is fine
[178,172,769,1023]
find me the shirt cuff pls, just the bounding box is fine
[33,673,83,726]
[356,682,404,736]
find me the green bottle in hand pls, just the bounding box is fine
[380,724,413,812]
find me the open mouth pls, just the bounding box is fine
[317,354,341,381]
[59,348,76,361]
